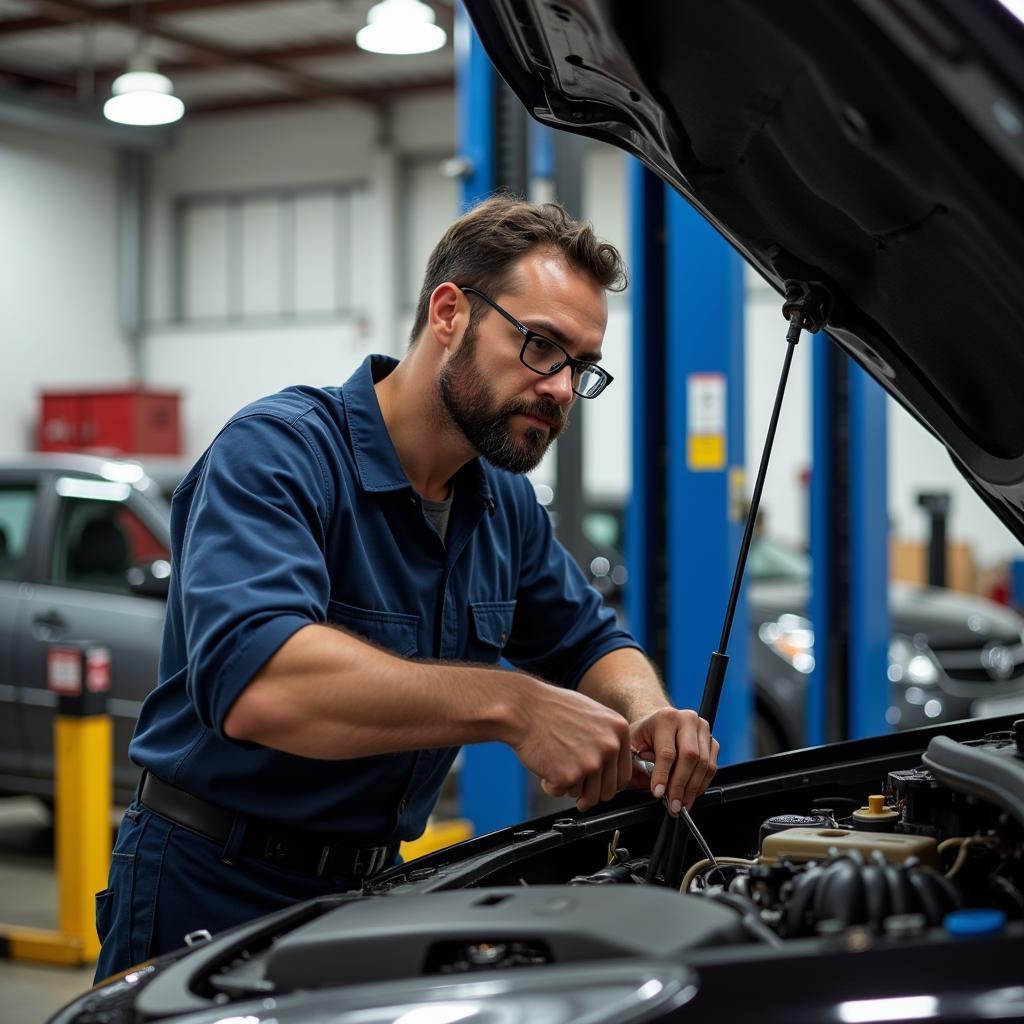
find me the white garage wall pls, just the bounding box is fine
[0,126,132,455]
[143,94,456,456]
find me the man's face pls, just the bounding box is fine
[439,251,608,474]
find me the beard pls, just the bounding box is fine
[439,326,567,474]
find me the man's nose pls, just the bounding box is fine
[534,364,575,406]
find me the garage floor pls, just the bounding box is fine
[0,798,98,1024]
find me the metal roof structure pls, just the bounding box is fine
[0,0,454,117]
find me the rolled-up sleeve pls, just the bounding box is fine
[503,479,641,688]
[179,412,333,734]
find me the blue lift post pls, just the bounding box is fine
[664,188,751,763]
[808,337,890,744]
[848,362,890,738]
[806,332,834,748]
[456,10,528,834]
[626,160,666,658]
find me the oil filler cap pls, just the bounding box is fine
[852,794,898,832]
[943,909,1007,938]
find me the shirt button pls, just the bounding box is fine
[500,631,508,644]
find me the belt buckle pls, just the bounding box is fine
[264,834,292,864]
[353,845,386,876]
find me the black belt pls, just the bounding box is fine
[139,771,398,878]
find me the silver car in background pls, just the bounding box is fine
[0,454,171,804]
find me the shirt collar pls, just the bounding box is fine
[342,354,494,508]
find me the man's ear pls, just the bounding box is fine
[427,282,467,352]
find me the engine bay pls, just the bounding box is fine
[111,718,1023,1024]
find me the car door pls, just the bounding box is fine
[0,478,44,789]
[14,476,168,798]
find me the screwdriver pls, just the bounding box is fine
[632,752,718,868]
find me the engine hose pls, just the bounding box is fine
[705,890,783,948]
[680,857,759,893]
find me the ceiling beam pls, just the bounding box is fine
[0,63,74,89]
[0,0,305,36]
[87,37,369,81]
[188,72,454,115]
[0,86,175,146]
[0,0,453,38]
[22,0,365,98]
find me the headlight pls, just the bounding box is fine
[888,636,940,686]
[758,614,815,674]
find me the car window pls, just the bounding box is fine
[0,485,37,581]
[748,538,811,581]
[51,494,170,595]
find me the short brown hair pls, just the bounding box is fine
[409,194,627,344]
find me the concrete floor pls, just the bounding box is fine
[0,798,100,1024]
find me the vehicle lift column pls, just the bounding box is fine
[456,11,528,834]
[629,164,751,762]
[807,338,890,744]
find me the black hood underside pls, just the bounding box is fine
[466,0,1024,539]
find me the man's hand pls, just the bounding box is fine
[627,707,718,814]
[508,680,633,813]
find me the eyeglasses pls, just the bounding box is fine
[459,286,614,399]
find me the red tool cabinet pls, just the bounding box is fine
[38,388,181,455]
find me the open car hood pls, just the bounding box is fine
[463,0,1024,540]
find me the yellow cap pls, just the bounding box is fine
[853,794,897,820]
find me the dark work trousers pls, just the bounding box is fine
[94,802,365,983]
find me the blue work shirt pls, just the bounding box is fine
[131,355,640,843]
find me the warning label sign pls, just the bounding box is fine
[687,373,727,471]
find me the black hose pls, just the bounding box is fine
[706,890,783,948]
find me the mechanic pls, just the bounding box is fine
[94,196,719,980]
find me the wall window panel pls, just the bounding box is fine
[176,183,368,323]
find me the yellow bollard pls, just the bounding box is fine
[0,644,112,965]
[400,817,474,862]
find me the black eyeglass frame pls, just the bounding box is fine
[458,285,614,399]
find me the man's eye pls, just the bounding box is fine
[529,336,555,354]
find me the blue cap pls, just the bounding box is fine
[943,909,1007,937]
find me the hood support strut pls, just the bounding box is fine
[646,270,832,887]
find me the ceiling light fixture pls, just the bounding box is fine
[355,0,447,55]
[103,56,184,126]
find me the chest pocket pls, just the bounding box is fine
[327,600,420,657]
[468,599,517,664]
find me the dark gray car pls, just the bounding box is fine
[0,454,171,804]
[749,538,1024,752]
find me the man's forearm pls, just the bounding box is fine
[222,622,639,810]
[577,646,670,724]
[223,623,526,758]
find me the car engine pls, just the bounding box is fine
[560,725,1024,947]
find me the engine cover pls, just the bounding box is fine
[263,886,745,990]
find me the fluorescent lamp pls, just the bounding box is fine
[356,0,447,55]
[104,60,184,126]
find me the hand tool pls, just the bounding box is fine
[632,751,718,868]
